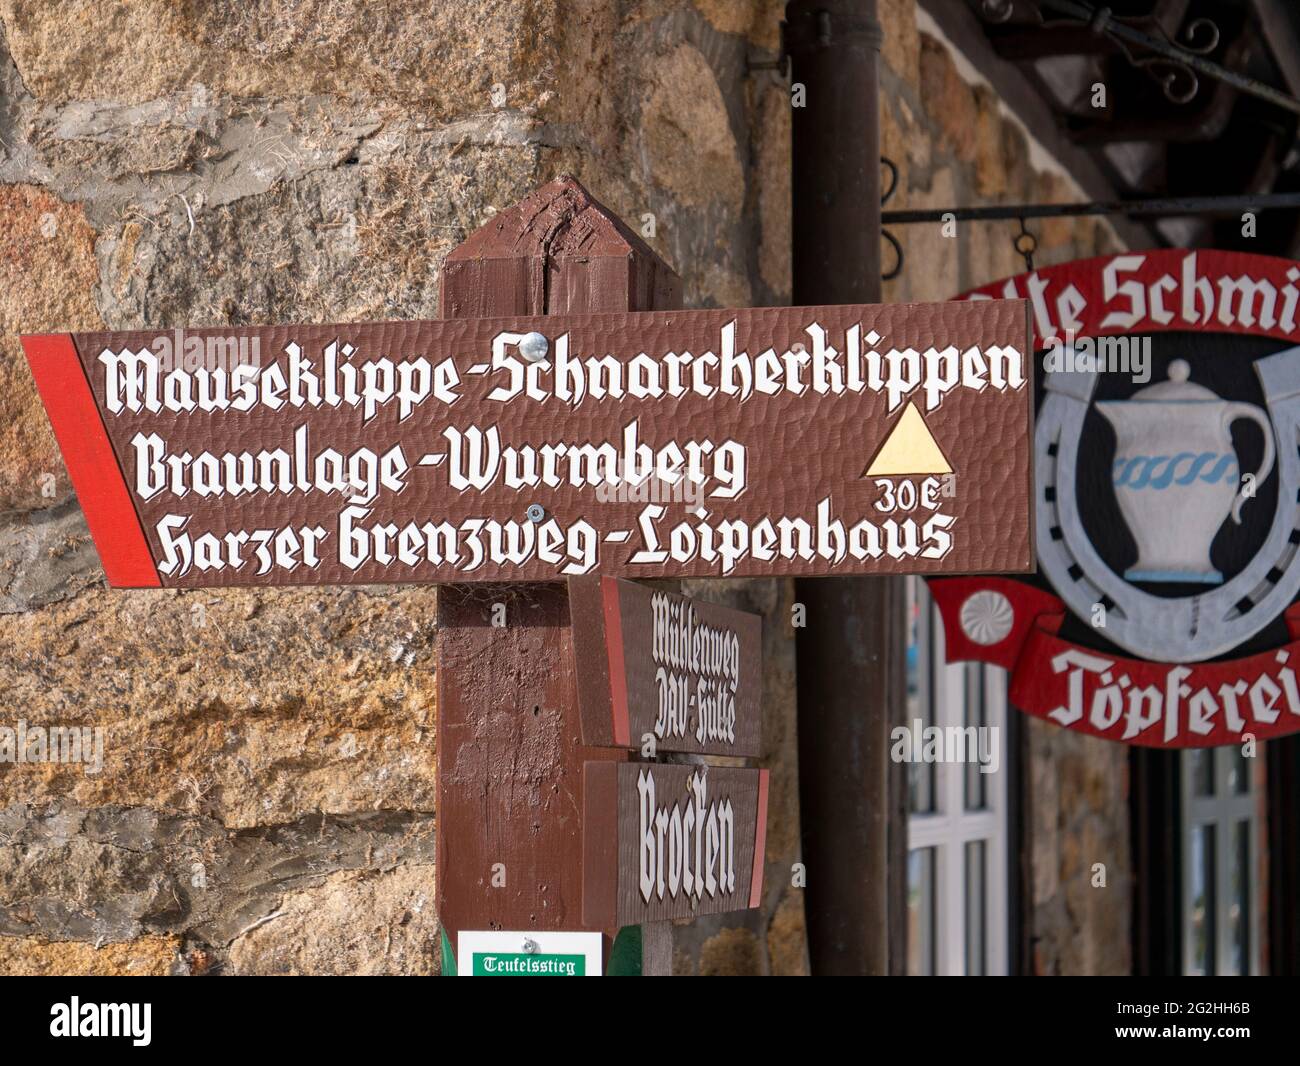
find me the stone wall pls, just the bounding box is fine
[0,0,1131,976]
[0,0,801,976]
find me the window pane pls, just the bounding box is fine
[1189,825,1216,976]
[904,577,1011,977]
[1229,820,1250,976]
[964,664,987,811]
[906,587,934,814]
[1190,749,1214,797]
[906,582,921,720]
[907,682,934,813]
[1227,747,1250,795]
[907,848,935,976]
[908,761,934,814]
[965,840,987,976]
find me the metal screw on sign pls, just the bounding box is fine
[1013,218,1038,273]
[522,937,539,954]
[519,332,549,362]
[525,503,546,523]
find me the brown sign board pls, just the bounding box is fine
[23,299,1031,588]
[583,762,768,927]
[569,576,762,757]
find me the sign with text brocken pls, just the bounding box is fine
[23,299,1031,587]
[583,762,768,927]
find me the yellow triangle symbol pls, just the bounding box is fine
[863,401,952,476]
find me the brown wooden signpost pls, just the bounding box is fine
[21,177,1034,975]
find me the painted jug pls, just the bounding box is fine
[1096,359,1275,584]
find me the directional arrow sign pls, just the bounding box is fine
[22,299,1031,587]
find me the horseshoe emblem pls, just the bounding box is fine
[1036,345,1300,663]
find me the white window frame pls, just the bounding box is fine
[906,578,1010,976]
[1180,746,1262,976]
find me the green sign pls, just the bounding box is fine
[471,952,586,976]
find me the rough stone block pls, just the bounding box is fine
[0,185,103,512]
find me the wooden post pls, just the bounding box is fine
[435,177,681,974]
[786,0,897,976]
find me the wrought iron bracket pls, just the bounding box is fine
[882,190,1300,225]
[746,20,790,78]
[981,0,1300,115]
[880,190,1300,281]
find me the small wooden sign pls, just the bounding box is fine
[570,576,762,757]
[583,762,768,927]
[23,298,1032,587]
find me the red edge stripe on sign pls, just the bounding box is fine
[21,334,161,588]
[749,769,769,910]
[600,576,631,747]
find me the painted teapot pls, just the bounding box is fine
[1097,359,1275,584]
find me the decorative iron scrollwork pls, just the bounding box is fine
[1050,1,1219,105]
[981,0,1015,24]
[881,230,903,282]
[1179,17,1221,57]
[881,157,899,206]
[1104,10,1225,105]
[976,1,1249,108]
[880,157,902,281]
